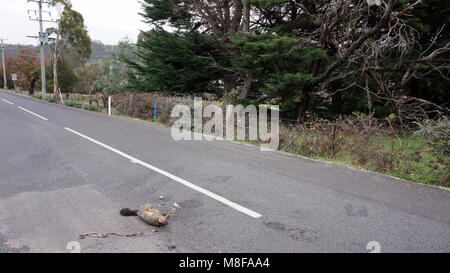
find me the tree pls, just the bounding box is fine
[8,46,40,90]
[78,61,103,105]
[126,29,220,94]
[249,0,449,121]
[134,0,250,96]
[100,39,136,94]
[47,0,91,96]
[230,33,327,114]
[46,56,77,93]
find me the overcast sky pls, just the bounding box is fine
[0,0,148,45]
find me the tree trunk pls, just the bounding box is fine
[238,0,252,100]
[29,77,36,95]
[53,53,58,97]
[89,83,94,105]
[223,77,234,97]
[242,0,250,32]
[53,32,60,98]
[295,94,311,122]
[223,77,234,106]
[102,91,108,108]
[238,74,252,99]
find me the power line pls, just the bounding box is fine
[27,0,54,98]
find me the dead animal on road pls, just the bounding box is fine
[120,204,178,227]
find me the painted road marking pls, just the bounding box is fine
[64,127,262,219]
[2,99,14,105]
[18,106,48,121]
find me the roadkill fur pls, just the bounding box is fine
[120,204,179,227]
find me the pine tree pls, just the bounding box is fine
[230,33,327,115]
[125,29,220,94]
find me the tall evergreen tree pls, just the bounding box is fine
[126,29,220,94]
[230,33,327,115]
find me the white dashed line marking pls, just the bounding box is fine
[2,99,14,105]
[18,106,48,121]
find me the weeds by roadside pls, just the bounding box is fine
[413,117,450,185]
[31,93,101,113]
[279,114,449,187]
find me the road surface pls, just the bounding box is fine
[0,91,449,253]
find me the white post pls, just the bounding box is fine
[58,87,64,104]
[108,96,112,116]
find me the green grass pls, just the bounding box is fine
[374,137,445,186]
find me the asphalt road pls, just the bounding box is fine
[0,91,449,253]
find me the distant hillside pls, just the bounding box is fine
[2,41,116,63]
[2,44,43,57]
[90,40,116,63]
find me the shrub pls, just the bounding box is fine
[112,92,215,125]
[280,114,407,178]
[45,97,58,103]
[278,114,449,186]
[414,117,450,184]
[414,117,450,161]
[81,104,98,112]
[64,100,82,108]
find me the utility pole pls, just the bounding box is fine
[1,38,7,90]
[38,0,46,98]
[27,0,53,98]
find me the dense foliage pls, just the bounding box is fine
[124,0,449,123]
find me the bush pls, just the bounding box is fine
[45,97,58,103]
[64,100,82,108]
[414,117,450,160]
[279,113,449,186]
[279,114,399,170]
[81,104,98,112]
[62,99,98,112]
[414,117,450,184]
[112,92,215,125]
